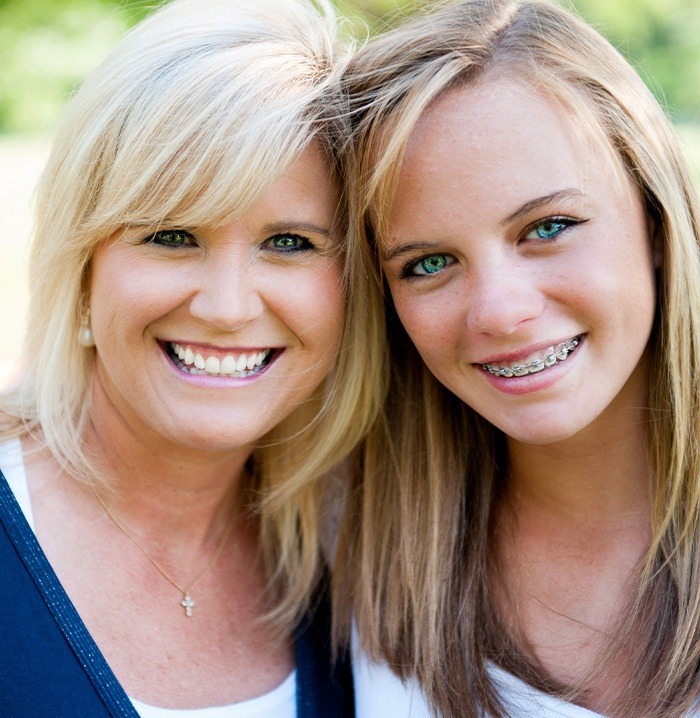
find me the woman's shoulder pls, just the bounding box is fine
[0,436,34,528]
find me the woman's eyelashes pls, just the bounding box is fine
[141,230,318,253]
[263,233,315,253]
[144,229,197,248]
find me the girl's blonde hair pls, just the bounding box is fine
[336,1,700,715]
[0,0,385,630]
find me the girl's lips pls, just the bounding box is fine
[477,335,583,378]
[478,336,584,396]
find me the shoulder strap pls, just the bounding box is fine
[294,573,355,718]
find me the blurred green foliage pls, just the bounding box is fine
[0,0,150,133]
[564,0,700,120]
[0,0,698,133]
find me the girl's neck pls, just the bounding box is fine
[505,383,652,522]
[493,384,654,709]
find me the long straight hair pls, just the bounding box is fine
[336,1,700,715]
[0,0,386,633]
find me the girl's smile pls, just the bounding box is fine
[478,334,582,378]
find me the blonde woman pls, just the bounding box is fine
[0,0,383,714]
[337,1,700,716]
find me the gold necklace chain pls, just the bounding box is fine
[91,484,242,617]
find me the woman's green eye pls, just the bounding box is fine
[146,230,193,247]
[414,254,449,275]
[274,235,300,249]
[268,234,312,251]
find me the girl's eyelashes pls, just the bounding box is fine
[521,216,586,242]
[401,253,455,279]
[263,233,314,252]
[393,216,587,280]
[143,229,196,248]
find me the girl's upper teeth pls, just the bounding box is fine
[171,343,270,375]
[482,336,581,377]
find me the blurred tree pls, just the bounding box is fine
[0,0,148,132]
[0,0,697,133]
[340,0,700,119]
[566,0,700,119]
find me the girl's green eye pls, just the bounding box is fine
[535,221,565,239]
[524,218,577,242]
[414,254,449,275]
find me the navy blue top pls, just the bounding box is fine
[0,470,353,717]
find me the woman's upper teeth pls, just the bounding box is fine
[171,343,270,375]
[482,336,581,377]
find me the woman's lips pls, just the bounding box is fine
[165,341,275,377]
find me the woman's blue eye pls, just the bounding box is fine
[268,234,312,252]
[145,230,194,247]
[412,254,450,276]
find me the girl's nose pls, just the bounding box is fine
[465,261,545,336]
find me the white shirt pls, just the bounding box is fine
[0,439,296,718]
[353,646,605,718]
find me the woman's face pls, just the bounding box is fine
[381,77,659,446]
[89,141,344,455]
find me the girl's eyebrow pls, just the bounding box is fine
[381,189,586,262]
[382,240,442,262]
[501,189,585,226]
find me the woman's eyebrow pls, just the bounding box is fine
[262,221,332,236]
[501,189,585,226]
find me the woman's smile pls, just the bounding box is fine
[164,341,275,378]
[89,142,344,455]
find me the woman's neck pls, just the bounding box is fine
[80,371,252,552]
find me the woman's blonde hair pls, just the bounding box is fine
[0,0,385,630]
[336,1,700,715]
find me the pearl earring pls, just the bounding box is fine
[78,308,95,347]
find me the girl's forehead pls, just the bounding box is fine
[403,73,631,198]
[382,75,643,248]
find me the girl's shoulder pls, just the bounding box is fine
[352,645,432,718]
[354,646,700,718]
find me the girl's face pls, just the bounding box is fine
[381,76,659,446]
[89,141,345,457]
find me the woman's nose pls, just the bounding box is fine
[465,261,545,336]
[189,254,265,331]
